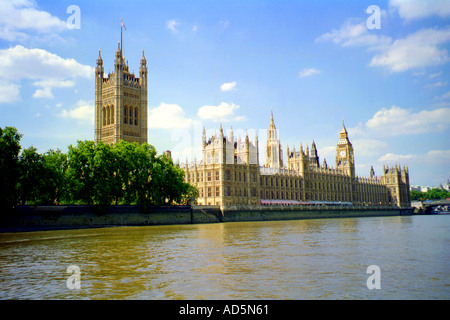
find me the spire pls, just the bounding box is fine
[370,165,375,178]
[340,119,347,134]
[228,125,234,143]
[311,140,317,150]
[97,49,103,65]
[141,50,146,64]
[115,41,122,61]
[269,109,276,130]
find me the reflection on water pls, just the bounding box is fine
[0,215,449,299]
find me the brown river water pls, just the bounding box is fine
[0,214,448,300]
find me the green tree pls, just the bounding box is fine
[17,146,45,205]
[149,154,198,206]
[410,190,425,201]
[180,183,199,205]
[41,149,68,204]
[66,140,97,206]
[92,142,122,210]
[425,188,450,200]
[114,140,143,205]
[132,143,157,211]
[0,126,22,210]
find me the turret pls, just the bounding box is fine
[310,140,320,168]
[202,127,206,148]
[94,50,104,143]
[139,50,147,87]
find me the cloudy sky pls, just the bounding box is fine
[0,0,449,187]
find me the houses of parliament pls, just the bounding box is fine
[94,44,411,209]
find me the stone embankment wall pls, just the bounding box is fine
[0,205,412,232]
[221,205,412,222]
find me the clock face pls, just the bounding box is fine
[339,150,346,157]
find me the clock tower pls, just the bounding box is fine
[335,121,355,178]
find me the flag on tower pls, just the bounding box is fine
[121,18,127,31]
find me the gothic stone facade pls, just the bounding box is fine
[183,113,411,208]
[95,42,148,145]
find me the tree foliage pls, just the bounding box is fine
[0,127,22,211]
[0,127,197,211]
[411,188,450,201]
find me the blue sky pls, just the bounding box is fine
[0,0,449,187]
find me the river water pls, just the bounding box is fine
[0,215,448,300]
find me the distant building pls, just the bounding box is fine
[94,42,148,145]
[443,180,450,192]
[183,112,411,208]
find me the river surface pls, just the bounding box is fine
[0,215,448,300]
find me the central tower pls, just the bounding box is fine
[264,110,283,170]
[335,121,355,178]
[94,42,148,145]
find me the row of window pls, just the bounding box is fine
[102,106,139,126]
[102,106,115,126]
[199,186,258,198]
[187,170,258,183]
[124,106,139,125]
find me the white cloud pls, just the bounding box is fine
[389,0,450,21]
[31,79,75,99]
[0,45,93,101]
[358,105,450,136]
[316,21,392,49]
[352,139,388,156]
[0,45,93,80]
[378,153,414,163]
[59,100,94,124]
[370,28,450,72]
[166,19,179,33]
[0,80,20,103]
[429,72,442,79]
[220,81,236,91]
[197,102,244,122]
[298,68,320,78]
[317,20,450,73]
[32,87,53,99]
[427,81,448,88]
[435,91,450,100]
[32,79,75,88]
[149,103,193,129]
[0,0,68,41]
[379,150,450,166]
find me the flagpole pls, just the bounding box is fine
[121,22,123,53]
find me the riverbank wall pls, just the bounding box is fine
[0,205,413,232]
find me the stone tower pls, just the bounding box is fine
[335,121,355,178]
[383,164,411,207]
[94,42,148,145]
[310,141,320,168]
[264,110,283,170]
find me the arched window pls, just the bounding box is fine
[110,105,114,124]
[124,106,128,124]
[102,107,106,126]
[106,106,110,125]
[129,106,133,124]
[134,107,138,125]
